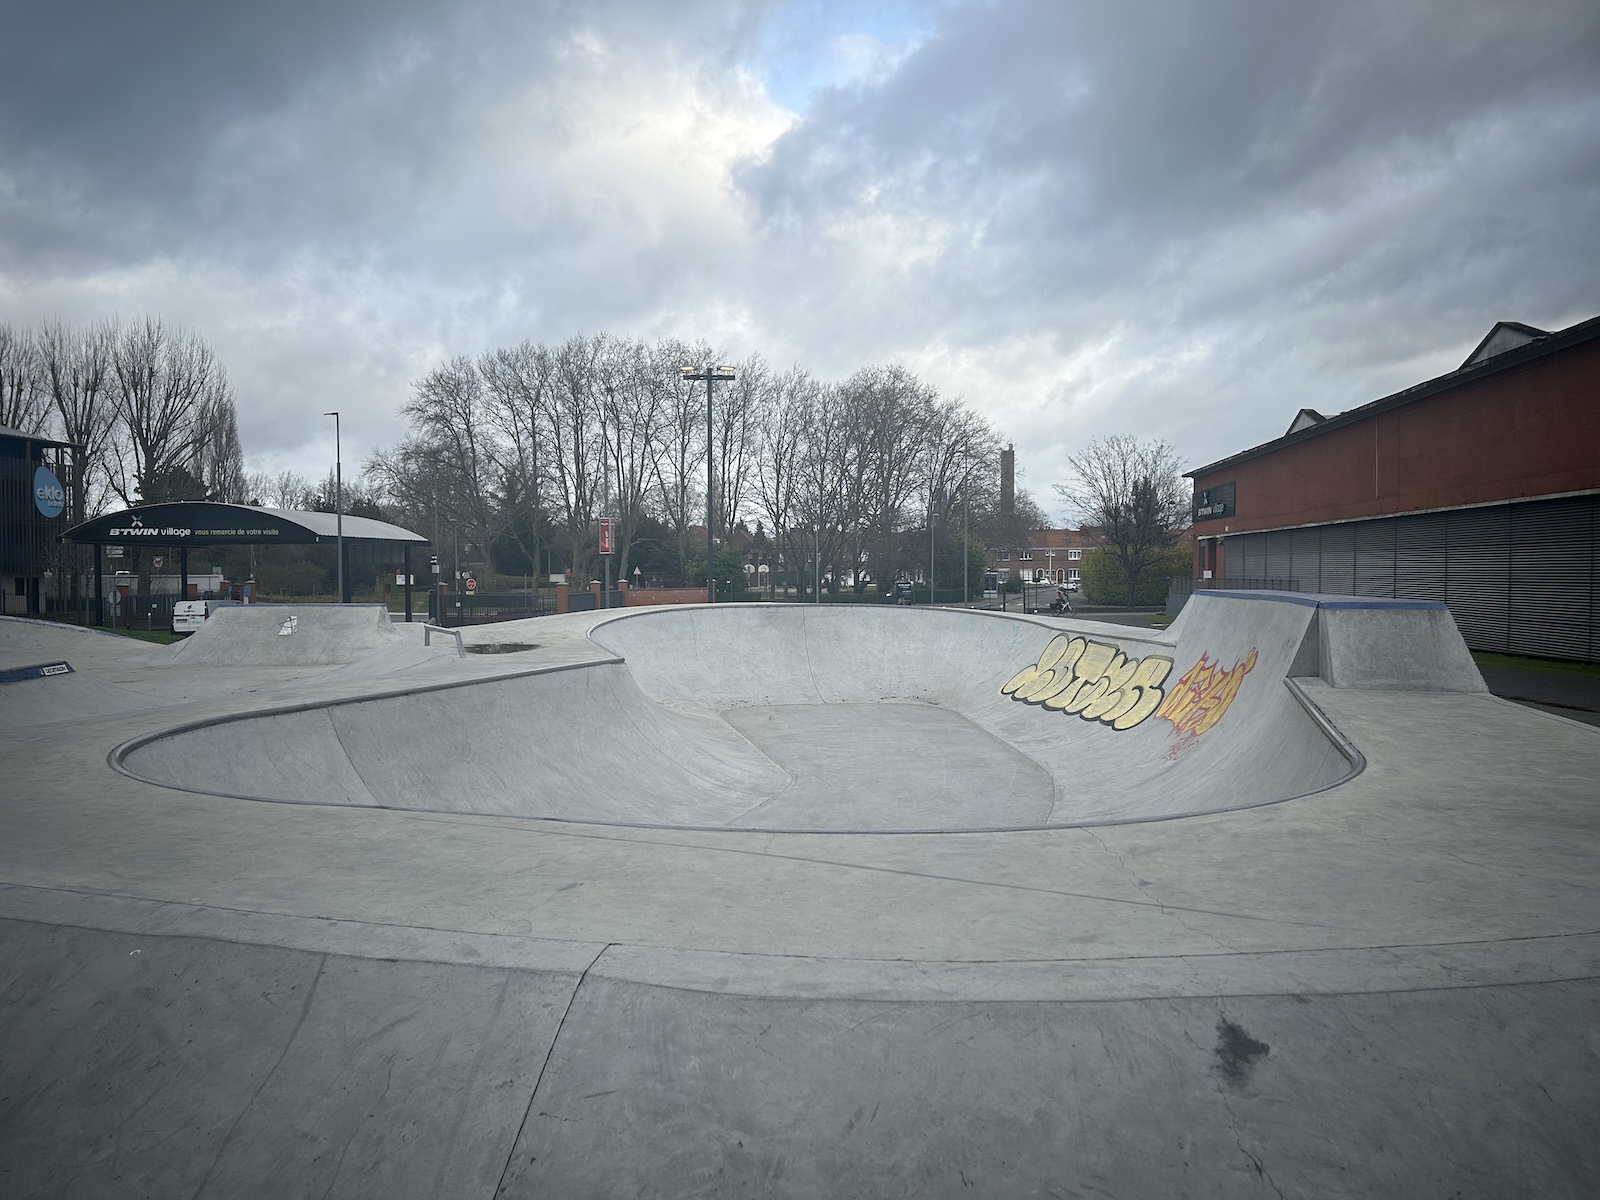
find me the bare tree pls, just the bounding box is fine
[597,337,671,582]
[371,330,1024,598]
[751,365,817,593]
[795,380,854,592]
[109,317,231,505]
[1054,435,1190,603]
[402,356,502,575]
[0,323,48,434]
[842,365,936,585]
[713,353,764,537]
[197,393,246,503]
[258,469,315,509]
[650,338,712,581]
[480,339,554,578]
[38,319,117,520]
[538,334,610,581]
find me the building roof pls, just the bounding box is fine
[1459,321,1550,369]
[63,501,428,546]
[1186,312,1600,480]
[1023,527,1097,549]
[0,423,74,449]
[1284,408,1326,436]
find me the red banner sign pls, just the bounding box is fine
[598,517,615,555]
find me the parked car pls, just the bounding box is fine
[172,598,234,635]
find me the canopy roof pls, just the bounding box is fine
[62,502,427,547]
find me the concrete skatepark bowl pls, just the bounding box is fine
[2,594,1598,1197]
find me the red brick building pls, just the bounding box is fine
[988,527,1098,586]
[1186,315,1600,661]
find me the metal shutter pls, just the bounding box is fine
[1508,496,1594,661]
[1353,517,1397,598]
[1394,511,1448,602]
[1593,498,1600,662]
[1230,532,1266,581]
[1264,530,1293,584]
[1290,526,1321,593]
[1445,505,1511,654]
[1318,523,1355,596]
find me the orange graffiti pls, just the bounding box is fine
[1154,648,1258,739]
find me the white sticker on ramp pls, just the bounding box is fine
[278,615,299,636]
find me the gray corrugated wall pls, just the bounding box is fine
[1221,494,1597,661]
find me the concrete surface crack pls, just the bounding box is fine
[491,942,613,1197]
[1080,829,1242,955]
[1200,1003,1287,1200]
[190,953,327,1200]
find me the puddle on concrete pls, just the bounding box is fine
[464,642,540,655]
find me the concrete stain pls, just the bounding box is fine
[1214,1018,1270,1086]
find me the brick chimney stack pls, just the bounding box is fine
[1000,444,1015,517]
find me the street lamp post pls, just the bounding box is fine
[963,482,970,606]
[323,411,343,603]
[680,364,736,604]
[813,524,820,604]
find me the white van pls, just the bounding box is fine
[172,599,231,634]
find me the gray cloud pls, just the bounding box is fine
[1,0,1596,502]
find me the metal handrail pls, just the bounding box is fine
[423,623,466,658]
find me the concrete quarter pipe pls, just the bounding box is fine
[113,593,1429,829]
[2,593,1597,1198]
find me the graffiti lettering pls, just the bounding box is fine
[1155,648,1259,739]
[1001,635,1174,731]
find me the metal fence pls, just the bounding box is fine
[1167,576,1303,597]
[564,590,624,614]
[1165,576,1304,617]
[431,590,557,625]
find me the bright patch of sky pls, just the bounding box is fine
[755,0,938,112]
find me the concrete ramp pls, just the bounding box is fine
[152,604,408,666]
[112,592,1486,831]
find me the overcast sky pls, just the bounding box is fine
[3,0,1597,517]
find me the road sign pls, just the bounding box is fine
[598,517,615,555]
[465,576,477,594]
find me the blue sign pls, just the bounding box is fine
[33,465,65,518]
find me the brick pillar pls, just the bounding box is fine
[556,582,569,614]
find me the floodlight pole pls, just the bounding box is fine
[601,388,612,611]
[324,411,344,603]
[681,364,736,604]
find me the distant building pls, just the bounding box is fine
[1186,315,1600,662]
[988,527,1097,585]
[0,424,73,615]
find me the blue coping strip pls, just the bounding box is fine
[0,660,74,685]
[1195,590,1447,611]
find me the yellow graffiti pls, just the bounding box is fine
[1154,648,1259,739]
[1000,635,1173,731]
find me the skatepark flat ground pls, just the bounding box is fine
[1,600,1598,1198]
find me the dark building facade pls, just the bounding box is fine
[1187,315,1600,662]
[0,424,73,615]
